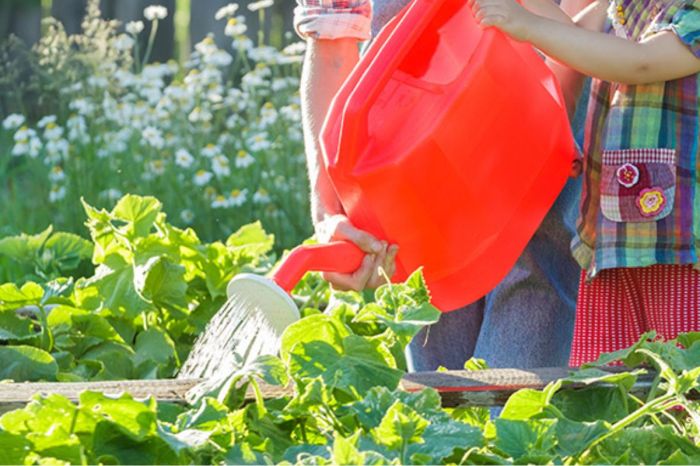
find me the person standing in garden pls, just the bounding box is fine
[295,0,593,371]
[469,0,700,366]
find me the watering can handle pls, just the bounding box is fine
[336,0,445,169]
[271,241,366,292]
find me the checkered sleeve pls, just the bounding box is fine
[294,0,373,41]
[656,0,700,58]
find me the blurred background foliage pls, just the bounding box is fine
[0,0,314,250]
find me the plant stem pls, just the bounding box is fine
[578,392,677,463]
[143,19,159,68]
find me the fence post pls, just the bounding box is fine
[0,1,41,45]
[50,0,88,34]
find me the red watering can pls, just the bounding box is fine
[182,0,576,385]
[274,0,575,311]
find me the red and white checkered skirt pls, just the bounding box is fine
[569,264,700,367]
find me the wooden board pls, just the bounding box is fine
[0,367,655,412]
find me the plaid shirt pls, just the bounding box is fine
[294,0,372,40]
[572,0,700,278]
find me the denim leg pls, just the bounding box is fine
[406,300,485,372]
[472,180,581,368]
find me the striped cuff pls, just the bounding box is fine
[294,0,372,40]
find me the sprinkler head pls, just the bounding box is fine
[226,273,300,337]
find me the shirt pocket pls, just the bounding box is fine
[600,148,676,223]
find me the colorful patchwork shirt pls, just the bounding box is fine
[294,0,372,40]
[571,0,700,278]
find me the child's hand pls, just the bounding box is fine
[468,0,535,41]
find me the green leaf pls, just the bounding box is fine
[0,431,31,465]
[133,255,188,310]
[134,327,177,377]
[0,226,52,262]
[80,341,135,379]
[80,391,157,441]
[112,194,162,239]
[226,221,274,258]
[372,401,429,452]
[553,385,630,423]
[86,254,150,319]
[500,389,550,420]
[593,426,689,465]
[554,418,608,457]
[177,397,229,430]
[0,308,35,341]
[44,232,93,271]
[222,442,270,465]
[494,418,558,462]
[0,346,58,381]
[0,282,44,310]
[331,432,366,466]
[91,421,178,465]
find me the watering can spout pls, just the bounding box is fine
[270,241,367,292]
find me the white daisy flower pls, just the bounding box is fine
[142,126,164,149]
[44,122,64,140]
[259,102,277,127]
[49,185,66,203]
[248,0,273,11]
[28,136,42,158]
[144,5,167,20]
[67,115,88,142]
[253,188,271,204]
[87,76,109,88]
[201,143,220,158]
[37,115,57,128]
[189,106,213,123]
[2,114,25,131]
[215,3,239,20]
[49,166,65,182]
[206,50,233,67]
[212,155,231,177]
[175,148,194,168]
[149,159,166,175]
[232,35,253,51]
[114,34,135,51]
[195,36,218,57]
[280,104,301,122]
[70,98,94,116]
[45,139,68,160]
[11,139,29,157]
[100,189,123,202]
[14,126,36,142]
[194,169,213,186]
[224,16,247,37]
[247,132,271,152]
[126,20,144,35]
[180,209,195,224]
[234,149,254,168]
[211,194,229,209]
[228,188,248,206]
[282,41,306,56]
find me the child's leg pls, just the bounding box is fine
[569,268,646,367]
[638,265,700,339]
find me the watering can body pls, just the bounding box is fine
[320,0,576,311]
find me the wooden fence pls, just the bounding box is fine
[0,0,295,62]
[0,367,659,414]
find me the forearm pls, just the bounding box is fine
[300,39,359,224]
[524,17,700,84]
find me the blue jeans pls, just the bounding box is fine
[406,178,582,371]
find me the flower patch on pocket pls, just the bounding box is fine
[600,148,676,222]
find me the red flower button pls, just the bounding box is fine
[616,163,640,188]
